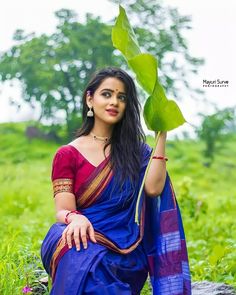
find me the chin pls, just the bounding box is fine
[95,113,123,125]
[104,118,121,125]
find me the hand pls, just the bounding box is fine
[62,215,97,251]
[155,131,167,138]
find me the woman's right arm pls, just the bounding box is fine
[52,147,96,250]
[54,192,97,251]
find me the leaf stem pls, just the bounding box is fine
[135,131,161,224]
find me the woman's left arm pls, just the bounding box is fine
[144,132,167,197]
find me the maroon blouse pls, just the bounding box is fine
[51,145,100,197]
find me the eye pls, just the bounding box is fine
[102,91,111,98]
[119,95,126,102]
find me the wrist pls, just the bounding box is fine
[152,155,168,161]
[68,213,83,223]
[64,210,82,224]
[160,131,167,139]
[155,131,167,138]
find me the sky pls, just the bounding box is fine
[0,0,235,136]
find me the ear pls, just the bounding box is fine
[86,93,93,108]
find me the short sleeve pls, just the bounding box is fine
[51,146,75,197]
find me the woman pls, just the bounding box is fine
[41,67,191,294]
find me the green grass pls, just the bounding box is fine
[0,122,235,294]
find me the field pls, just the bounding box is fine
[0,122,235,294]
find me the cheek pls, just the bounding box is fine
[119,105,126,118]
[93,96,106,105]
[121,104,127,113]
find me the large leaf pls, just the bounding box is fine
[112,5,186,132]
[111,5,141,59]
[144,81,186,131]
[112,5,187,224]
[128,53,157,94]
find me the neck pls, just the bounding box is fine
[91,121,113,139]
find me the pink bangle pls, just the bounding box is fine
[65,210,81,224]
[152,156,168,161]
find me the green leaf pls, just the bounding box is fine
[143,81,186,131]
[128,53,157,94]
[112,5,141,59]
[112,5,186,132]
[112,5,187,224]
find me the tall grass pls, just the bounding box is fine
[0,123,235,294]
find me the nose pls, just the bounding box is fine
[109,94,119,106]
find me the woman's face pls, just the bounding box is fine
[87,77,127,126]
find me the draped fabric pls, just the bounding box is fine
[41,144,191,294]
[143,175,191,294]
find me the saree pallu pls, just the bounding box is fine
[41,145,191,294]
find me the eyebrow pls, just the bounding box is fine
[100,88,126,95]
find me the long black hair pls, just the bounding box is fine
[76,67,146,186]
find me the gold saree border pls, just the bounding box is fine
[77,163,113,208]
[50,238,63,280]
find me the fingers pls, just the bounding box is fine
[80,227,87,249]
[88,224,97,243]
[66,228,73,249]
[73,227,81,251]
[62,221,97,251]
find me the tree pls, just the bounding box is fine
[0,3,204,138]
[196,108,235,165]
[0,9,122,138]
[109,0,204,100]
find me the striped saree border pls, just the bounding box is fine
[77,162,113,208]
[50,238,72,281]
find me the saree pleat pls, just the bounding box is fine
[41,144,191,294]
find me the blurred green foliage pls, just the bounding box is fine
[0,2,204,139]
[0,10,122,139]
[0,123,236,294]
[196,107,235,166]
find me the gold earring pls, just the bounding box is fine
[87,106,94,117]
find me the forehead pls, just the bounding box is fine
[96,77,126,92]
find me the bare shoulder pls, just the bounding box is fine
[69,135,90,150]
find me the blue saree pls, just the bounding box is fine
[41,144,191,294]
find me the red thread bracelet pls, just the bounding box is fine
[152,156,168,161]
[65,210,81,224]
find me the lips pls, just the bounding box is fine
[106,109,119,116]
